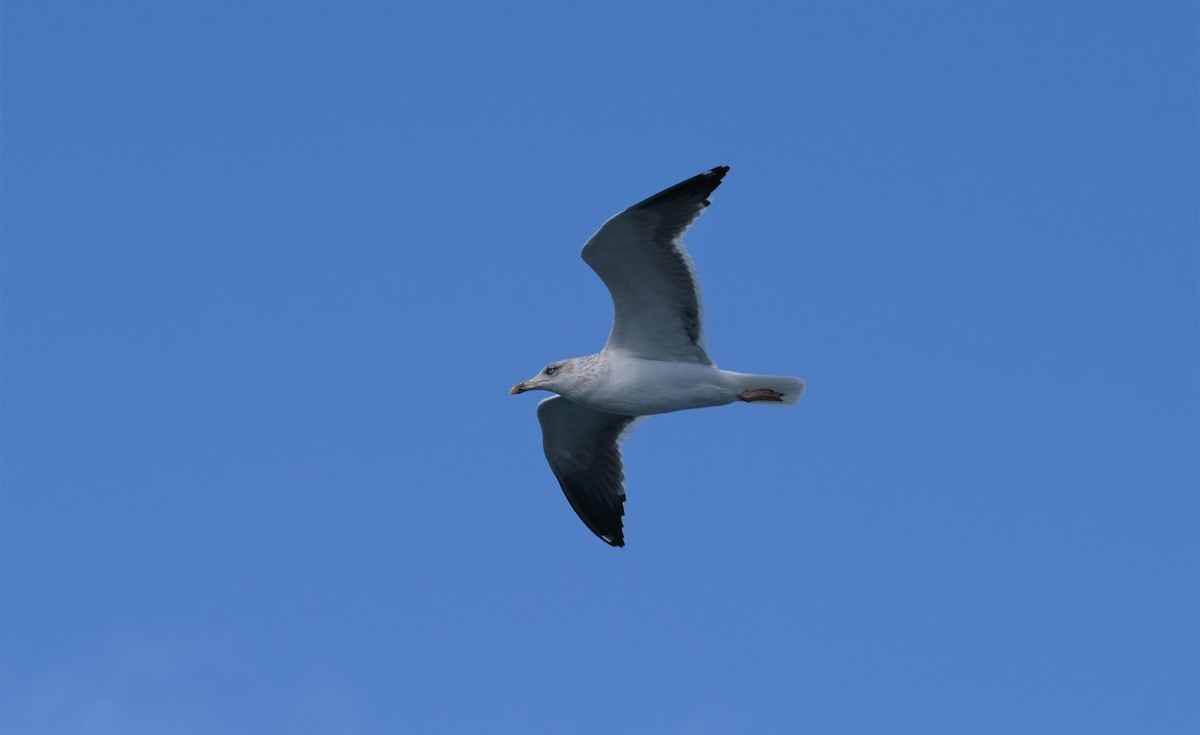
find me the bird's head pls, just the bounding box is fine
[510,360,577,396]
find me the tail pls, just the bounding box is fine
[726,372,806,406]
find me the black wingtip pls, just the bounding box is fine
[630,166,731,212]
[601,533,625,547]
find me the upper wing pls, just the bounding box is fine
[581,166,729,365]
[536,396,640,547]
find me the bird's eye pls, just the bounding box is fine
[544,365,557,375]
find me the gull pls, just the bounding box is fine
[510,166,804,546]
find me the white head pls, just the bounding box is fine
[510,359,584,397]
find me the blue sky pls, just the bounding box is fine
[2,1,1196,733]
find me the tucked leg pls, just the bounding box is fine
[739,388,785,403]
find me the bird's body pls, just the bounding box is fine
[511,166,804,546]
[550,353,800,417]
[583,357,737,416]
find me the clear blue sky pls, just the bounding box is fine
[3,2,1197,733]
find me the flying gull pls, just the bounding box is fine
[511,166,804,546]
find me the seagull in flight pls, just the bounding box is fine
[511,166,804,546]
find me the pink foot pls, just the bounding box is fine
[739,388,784,403]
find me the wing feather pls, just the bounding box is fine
[581,166,729,364]
[536,396,639,547]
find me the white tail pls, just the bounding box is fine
[726,371,806,406]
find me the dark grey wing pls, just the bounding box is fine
[536,396,640,547]
[581,166,729,365]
